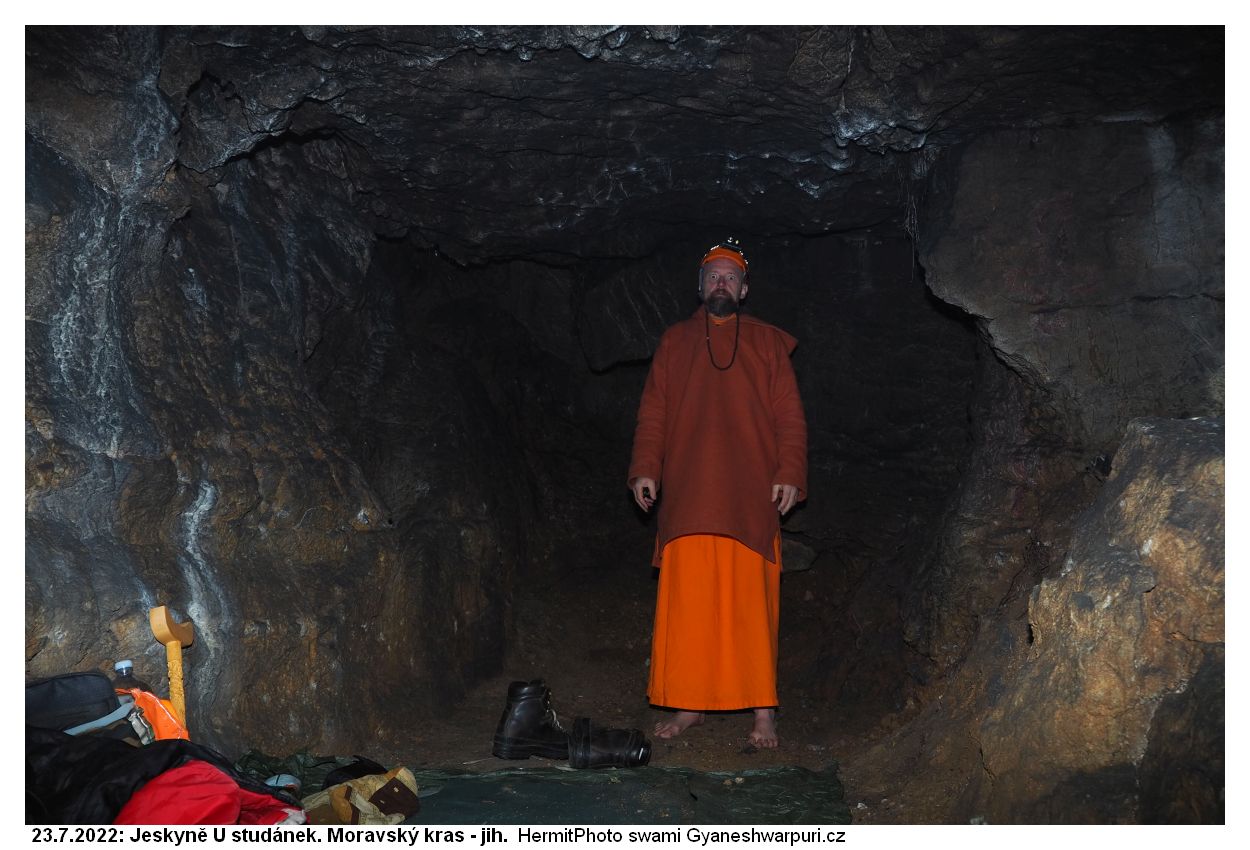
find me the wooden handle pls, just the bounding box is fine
[150,606,193,729]
[165,639,187,726]
[150,606,194,647]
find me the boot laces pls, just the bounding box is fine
[544,697,565,732]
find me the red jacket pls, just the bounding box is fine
[628,307,807,565]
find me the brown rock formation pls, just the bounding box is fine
[980,417,1223,823]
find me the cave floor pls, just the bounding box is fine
[363,531,949,825]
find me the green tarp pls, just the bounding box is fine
[238,750,849,824]
[404,765,850,825]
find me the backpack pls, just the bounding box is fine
[26,672,154,746]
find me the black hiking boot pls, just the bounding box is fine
[568,717,651,769]
[491,679,570,760]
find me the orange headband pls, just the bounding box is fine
[700,245,748,272]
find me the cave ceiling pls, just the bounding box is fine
[28,25,1222,265]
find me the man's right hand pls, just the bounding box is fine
[630,477,659,512]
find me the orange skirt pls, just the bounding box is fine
[647,533,781,710]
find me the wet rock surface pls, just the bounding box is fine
[26,26,1223,821]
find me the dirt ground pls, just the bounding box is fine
[372,532,929,824]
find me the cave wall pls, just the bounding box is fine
[25,34,544,752]
[843,417,1223,825]
[980,417,1223,824]
[866,112,1225,821]
[907,114,1224,674]
[307,238,638,589]
[924,115,1225,445]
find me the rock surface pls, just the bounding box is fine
[838,417,1223,825]
[920,118,1225,449]
[124,26,1227,265]
[979,417,1223,823]
[907,117,1224,675]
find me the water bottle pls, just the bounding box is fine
[112,660,153,693]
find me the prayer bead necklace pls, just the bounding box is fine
[704,309,741,371]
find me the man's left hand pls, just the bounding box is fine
[772,484,800,515]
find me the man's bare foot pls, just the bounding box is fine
[654,711,705,739]
[748,708,778,748]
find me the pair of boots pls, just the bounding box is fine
[491,679,651,769]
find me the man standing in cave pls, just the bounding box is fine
[628,237,807,749]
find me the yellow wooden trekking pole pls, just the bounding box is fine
[149,606,195,726]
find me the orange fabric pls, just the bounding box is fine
[118,688,191,740]
[700,245,747,271]
[648,533,781,710]
[629,307,807,565]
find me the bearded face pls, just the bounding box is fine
[700,258,748,317]
[704,291,738,318]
